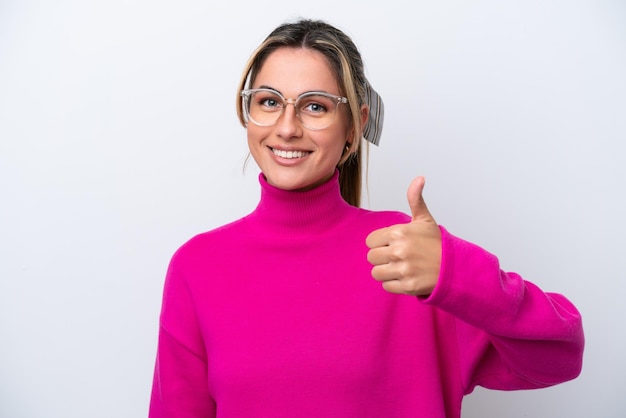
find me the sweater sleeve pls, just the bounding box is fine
[149,250,216,418]
[421,226,584,393]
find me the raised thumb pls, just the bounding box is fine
[407,176,430,222]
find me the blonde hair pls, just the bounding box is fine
[235,19,368,207]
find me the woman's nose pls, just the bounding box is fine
[275,103,302,139]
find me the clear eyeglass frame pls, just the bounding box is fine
[240,88,348,131]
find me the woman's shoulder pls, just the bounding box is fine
[355,207,412,229]
[172,216,252,258]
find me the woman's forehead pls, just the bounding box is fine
[253,47,341,96]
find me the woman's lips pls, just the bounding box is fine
[270,147,311,159]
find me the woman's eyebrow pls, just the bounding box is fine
[258,84,280,93]
[257,85,334,97]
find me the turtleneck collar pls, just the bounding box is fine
[245,170,356,236]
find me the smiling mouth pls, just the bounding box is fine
[271,148,311,159]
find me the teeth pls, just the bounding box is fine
[272,148,310,159]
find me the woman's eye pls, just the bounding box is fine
[261,98,281,108]
[303,102,327,114]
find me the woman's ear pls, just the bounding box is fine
[346,104,369,147]
[347,103,369,143]
[361,103,369,129]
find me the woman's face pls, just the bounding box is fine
[246,47,351,191]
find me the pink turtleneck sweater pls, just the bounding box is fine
[149,171,583,418]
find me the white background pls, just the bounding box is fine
[1,0,625,417]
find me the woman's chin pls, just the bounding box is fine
[264,170,331,192]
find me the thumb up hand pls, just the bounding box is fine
[366,177,442,296]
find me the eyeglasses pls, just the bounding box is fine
[240,88,348,131]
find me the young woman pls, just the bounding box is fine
[149,19,584,418]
